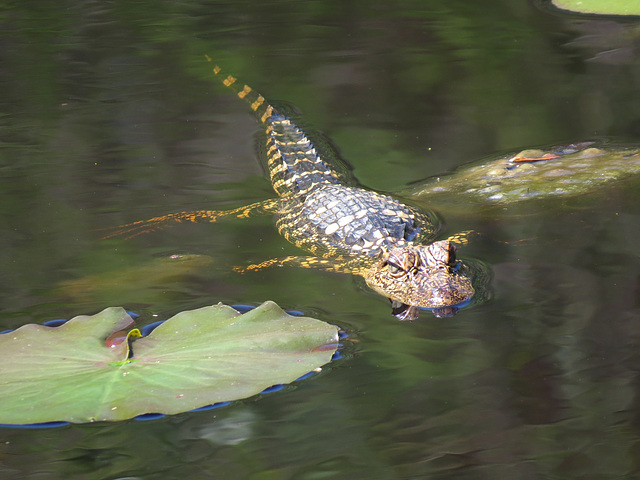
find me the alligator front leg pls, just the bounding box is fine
[234,255,369,276]
[102,198,280,239]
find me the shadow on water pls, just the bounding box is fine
[1,0,640,478]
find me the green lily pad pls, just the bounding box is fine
[0,302,339,424]
[551,0,640,15]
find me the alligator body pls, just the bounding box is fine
[107,58,475,319]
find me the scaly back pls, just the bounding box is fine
[207,56,344,198]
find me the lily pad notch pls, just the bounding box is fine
[0,301,340,425]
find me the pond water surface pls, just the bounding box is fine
[2,1,640,479]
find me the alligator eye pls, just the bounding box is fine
[386,262,404,277]
[407,252,419,270]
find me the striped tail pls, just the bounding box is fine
[205,55,344,197]
[206,55,277,125]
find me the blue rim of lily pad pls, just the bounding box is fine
[0,304,346,429]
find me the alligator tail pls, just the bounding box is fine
[205,55,277,125]
[205,56,344,197]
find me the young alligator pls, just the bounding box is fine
[107,57,475,320]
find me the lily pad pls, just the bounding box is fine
[551,0,640,16]
[0,302,339,424]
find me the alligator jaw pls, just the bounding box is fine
[390,301,461,321]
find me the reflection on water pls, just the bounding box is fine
[1,0,640,478]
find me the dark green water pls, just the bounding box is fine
[2,1,640,478]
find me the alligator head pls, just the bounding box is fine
[365,240,475,320]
